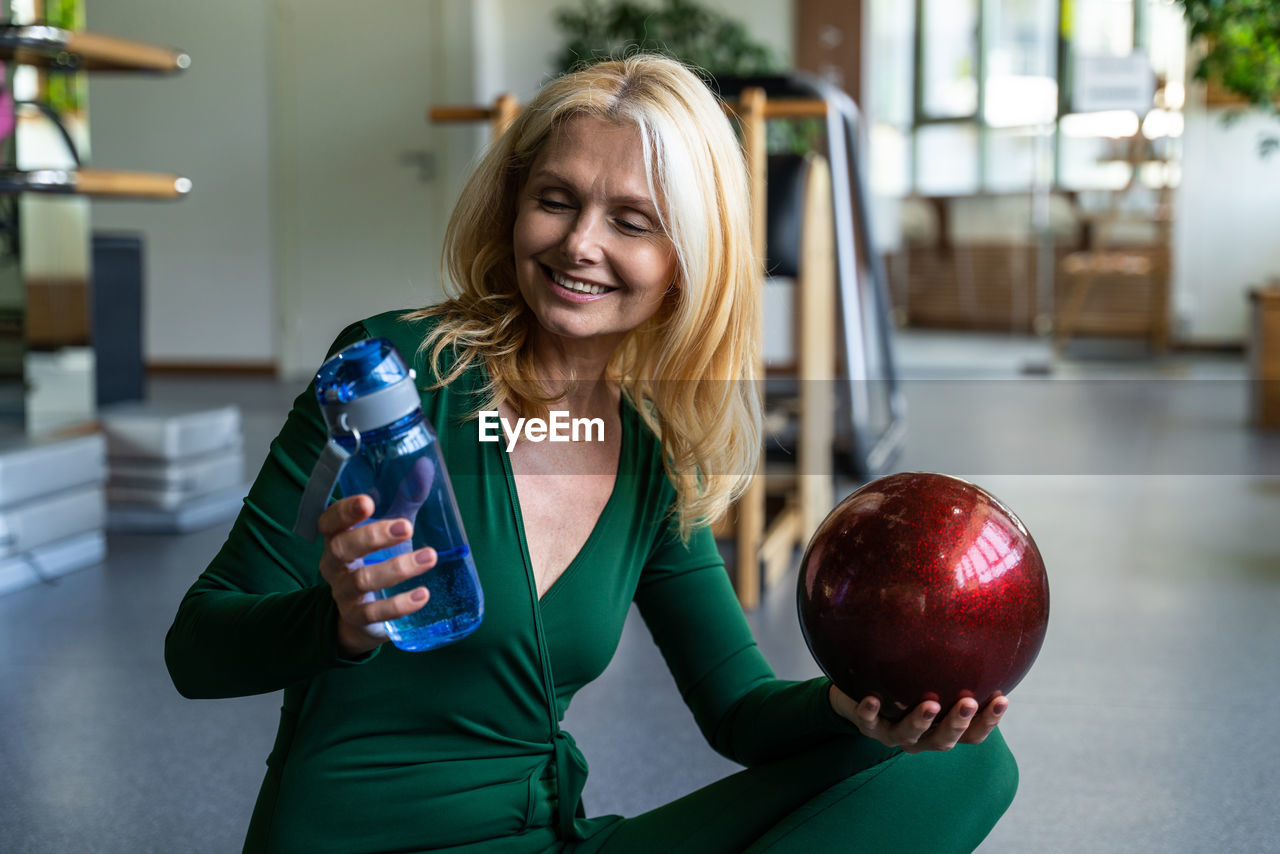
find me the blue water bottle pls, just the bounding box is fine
[293,337,483,651]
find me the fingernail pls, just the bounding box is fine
[864,698,880,715]
[414,548,435,565]
[921,709,937,722]
[993,701,1008,716]
[390,520,411,537]
[960,704,976,719]
[410,587,428,602]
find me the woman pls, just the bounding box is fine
[166,55,1017,853]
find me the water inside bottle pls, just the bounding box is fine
[370,543,484,651]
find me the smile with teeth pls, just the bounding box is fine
[551,269,614,296]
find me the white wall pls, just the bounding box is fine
[85,1,483,373]
[271,0,483,380]
[1173,95,1280,343]
[86,0,275,366]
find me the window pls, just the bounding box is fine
[883,0,1187,197]
[919,0,981,119]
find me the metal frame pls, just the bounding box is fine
[714,73,907,481]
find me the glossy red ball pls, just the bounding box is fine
[797,472,1049,721]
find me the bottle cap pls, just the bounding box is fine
[313,338,420,436]
[293,337,421,541]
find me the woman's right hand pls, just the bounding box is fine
[317,494,437,658]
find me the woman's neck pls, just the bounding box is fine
[523,329,622,415]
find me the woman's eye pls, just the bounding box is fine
[616,218,649,234]
[538,197,571,211]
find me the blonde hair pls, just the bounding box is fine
[405,54,761,538]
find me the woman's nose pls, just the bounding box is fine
[562,213,604,265]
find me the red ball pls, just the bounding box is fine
[797,472,1049,721]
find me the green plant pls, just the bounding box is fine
[553,0,781,77]
[1178,0,1280,155]
[552,0,823,152]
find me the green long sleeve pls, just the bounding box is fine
[635,522,859,767]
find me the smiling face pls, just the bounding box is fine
[512,116,678,365]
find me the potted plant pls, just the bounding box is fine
[1178,0,1280,154]
[551,0,824,152]
[552,0,781,77]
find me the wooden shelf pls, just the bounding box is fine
[0,168,191,199]
[0,25,189,73]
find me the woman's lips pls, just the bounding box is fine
[543,265,616,302]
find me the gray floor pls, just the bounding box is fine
[3,332,1280,853]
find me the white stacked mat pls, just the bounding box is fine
[0,433,107,597]
[100,404,248,533]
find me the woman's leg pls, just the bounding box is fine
[745,729,1018,853]
[578,730,1017,854]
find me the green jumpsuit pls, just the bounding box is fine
[165,310,1018,854]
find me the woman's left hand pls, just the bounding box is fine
[828,684,1008,755]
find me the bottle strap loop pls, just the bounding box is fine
[293,435,356,541]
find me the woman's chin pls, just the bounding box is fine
[528,315,626,351]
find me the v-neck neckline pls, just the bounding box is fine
[495,400,632,606]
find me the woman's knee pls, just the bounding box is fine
[980,728,1019,807]
[827,726,1018,803]
[890,729,1019,852]
[947,727,1019,826]
[739,733,1018,853]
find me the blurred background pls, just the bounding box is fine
[3,0,1277,386]
[1,1,1279,852]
